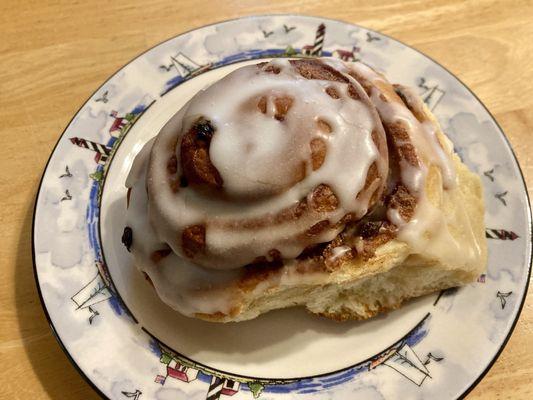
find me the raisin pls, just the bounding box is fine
[194,118,215,141]
[122,227,133,252]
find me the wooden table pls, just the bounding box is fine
[1,0,531,398]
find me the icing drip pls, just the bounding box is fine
[322,59,480,266]
[126,140,242,316]
[329,245,352,261]
[328,59,457,194]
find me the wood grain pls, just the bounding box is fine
[0,0,531,398]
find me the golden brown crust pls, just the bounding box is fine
[194,306,242,321]
[317,302,404,322]
[238,262,284,292]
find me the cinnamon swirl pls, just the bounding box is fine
[125,58,486,322]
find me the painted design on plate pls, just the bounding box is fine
[59,166,73,178]
[366,32,381,42]
[121,390,142,399]
[494,191,508,206]
[417,77,446,111]
[69,98,155,323]
[96,90,110,103]
[33,15,531,400]
[485,228,519,240]
[160,23,360,96]
[496,291,513,309]
[147,315,434,399]
[159,53,212,77]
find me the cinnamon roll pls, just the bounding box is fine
[125,58,486,322]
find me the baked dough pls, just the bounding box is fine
[125,58,486,322]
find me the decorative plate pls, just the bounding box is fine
[33,15,531,400]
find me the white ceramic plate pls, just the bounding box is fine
[33,15,532,400]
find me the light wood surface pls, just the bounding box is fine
[0,0,531,399]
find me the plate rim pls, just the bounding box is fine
[31,13,533,400]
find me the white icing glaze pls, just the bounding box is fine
[126,140,242,316]
[332,60,480,266]
[394,190,481,266]
[334,60,457,194]
[146,59,388,270]
[329,245,352,261]
[125,137,155,188]
[421,120,456,188]
[354,237,365,255]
